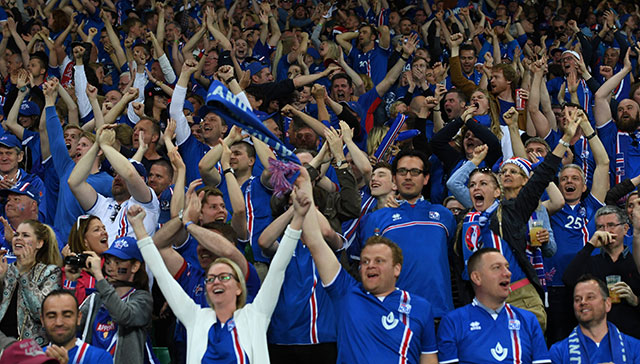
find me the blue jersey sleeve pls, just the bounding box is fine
[245,262,261,303]
[549,340,565,364]
[45,106,74,173]
[436,312,459,363]
[528,312,551,362]
[419,302,437,354]
[323,267,355,300]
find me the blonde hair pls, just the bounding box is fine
[206,258,247,309]
[322,41,340,61]
[367,126,390,156]
[24,220,62,267]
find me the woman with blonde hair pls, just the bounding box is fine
[0,220,61,346]
[129,170,310,363]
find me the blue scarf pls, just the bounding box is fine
[205,81,300,196]
[568,322,628,364]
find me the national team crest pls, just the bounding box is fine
[465,225,482,251]
[429,211,440,220]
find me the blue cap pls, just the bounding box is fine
[103,236,143,261]
[247,62,268,77]
[197,105,217,119]
[0,134,21,149]
[307,47,321,60]
[130,159,147,179]
[183,100,195,113]
[493,20,507,27]
[19,101,40,117]
[255,111,277,121]
[0,180,41,204]
[0,8,7,22]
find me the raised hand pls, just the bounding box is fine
[127,204,147,228]
[339,120,353,144]
[86,84,98,99]
[449,32,464,48]
[461,105,478,122]
[502,106,519,126]
[402,33,418,56]
[471,144,489,164]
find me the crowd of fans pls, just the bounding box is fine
[0,0,639,362]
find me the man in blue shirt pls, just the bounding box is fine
[42,290,113,364]
[299,163,438,364]
[550,275,640,363]
[357,149,456,319]
[438,248,551,364]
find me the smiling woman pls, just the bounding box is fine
[0,220,61,346]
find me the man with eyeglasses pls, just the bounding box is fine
[357,149,456,322]
[563,205,640,339]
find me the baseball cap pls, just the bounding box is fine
[561,50,581,60]
[247,62,268,77]
[0,180,41,204]
[103,236,143,262]
[19,101,40,117]
[183,100,195,113]
[0,134,21,149]
[0,339,58,364]
[493,20,507,27]
[130,159,147,179]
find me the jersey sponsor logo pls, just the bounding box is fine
[469,321,481,331]
[381,312,399,330]
[429,211,440,220]
[96,321,116,338]
[465,225,482,251]
[508,319,520,331]
[392,213,402,222]
[490,342,508,361]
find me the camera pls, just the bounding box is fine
[64,253,90,269]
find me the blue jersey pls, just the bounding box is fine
[546,130,595,189]
[157,184,187,225]
[324,269,437,364]
[544,194,603,286]
[178,134,211,184]
[437,300,550,364]
[597,120,640,187]
[202,318,250,364]
[359,199,456,318]
[343,186,376,261]
[347,43,391,85]
[550,323,640,364]
[242,176,274,264]
[45,107,114,243]
[0,168,48,223]
[45,339,113,364]
[268,239,337,345]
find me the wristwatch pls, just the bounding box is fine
[335,159,347,168]
[223,167,235,175]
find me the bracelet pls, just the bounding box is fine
[400,54,410,62]
[223,168,235,175]
[433,109,441,112]
[184,221,194,229]
[558,139,570,147]
[224,76,235,83]
[585,131,597,140]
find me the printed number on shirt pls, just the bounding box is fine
[564,216,584,229]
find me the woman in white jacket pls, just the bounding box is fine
[127,173,310,364]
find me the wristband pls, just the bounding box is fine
[558,139,570,147]
[433,108,441,112]
[18,86,28,93]
[585,131,597,140]
[223,168,235,175]
[400,54,410,62]
[184,221,195,229]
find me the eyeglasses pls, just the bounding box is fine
[204,273,238,284]
[596,222,625,230]
[396,168,423,176]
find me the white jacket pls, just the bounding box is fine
[137,226,300,364]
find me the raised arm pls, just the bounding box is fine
[578,110,609,202]
[335,31,357,54]
[340,120,372,183]
[4,70,29,139]
[99,128,153,204]
[182,186,248,277]
[219,139,247,240]
[374,33,417,96]
[67,133,100,211]
[594,49,632,126]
